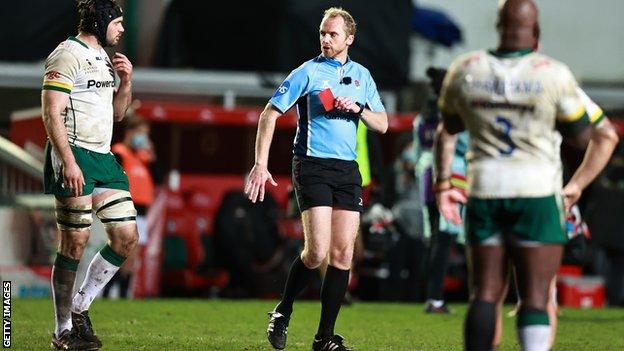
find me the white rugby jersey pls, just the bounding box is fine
[439,49,592,198]
[42,36,116,153]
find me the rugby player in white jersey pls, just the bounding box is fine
[490,87,614,351]
[42,1,136,349]
[433,1,618,350]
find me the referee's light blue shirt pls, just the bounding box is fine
[270,55,385,161]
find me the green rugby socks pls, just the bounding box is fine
[52,253,79,336]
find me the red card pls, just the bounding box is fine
[318,88,335,112]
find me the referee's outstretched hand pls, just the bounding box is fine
[244,164,278,203]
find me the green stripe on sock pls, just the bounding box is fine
[100,244,126,267]
[54,253,79,272]
[518,309,549,327]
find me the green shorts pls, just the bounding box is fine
[465,195,567,246]
[44,142,129,197]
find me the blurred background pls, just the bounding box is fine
[1,0,623,308]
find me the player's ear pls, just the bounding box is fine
[534,22,540,40]
[532,22,540,50]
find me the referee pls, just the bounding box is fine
[244,7,387,351]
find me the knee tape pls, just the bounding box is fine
[94,190,137,229]
[55,203,93,231]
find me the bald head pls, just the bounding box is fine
[499,0,538,26]
[497,0,539,51]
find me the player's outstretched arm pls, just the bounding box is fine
[42,90,84,197]
[112,52,133,121]
[244,103,282,203]
[563,118,619,210]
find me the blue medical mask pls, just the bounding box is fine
[131,133,149,149]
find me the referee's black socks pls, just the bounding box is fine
[275,256,315,317]
[316,265,350,338]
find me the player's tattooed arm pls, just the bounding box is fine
[42,90,85,197]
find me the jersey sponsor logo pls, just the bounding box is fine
[471,100,535,113]
[354,79,360,88]
[84,65,100,75]
[46,71,61,80]
[324,110,358,123]
[468,78,543,95]
[87,80,116,89]
[273,81,290,97]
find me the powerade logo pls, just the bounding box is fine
[87,80,116,89]
[273,81,290,97]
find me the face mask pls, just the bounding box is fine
[131,133,149,149]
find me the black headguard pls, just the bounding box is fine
[78,0,123,47]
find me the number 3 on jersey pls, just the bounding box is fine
[495,116,516,156]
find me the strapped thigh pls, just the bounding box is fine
[93,190,137,229]
[55,202,93,231]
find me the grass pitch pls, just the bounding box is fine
[11,298,624,350]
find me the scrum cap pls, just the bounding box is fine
[78,0,123,47]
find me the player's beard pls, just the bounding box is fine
[105,34,121,48]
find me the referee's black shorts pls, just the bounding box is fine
[292,155,363,213]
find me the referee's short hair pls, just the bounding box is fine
[322,7,357,36]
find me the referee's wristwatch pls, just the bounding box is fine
[355,102,365,116]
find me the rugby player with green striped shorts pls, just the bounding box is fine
[432,1,619,350]
[42,1,137,350]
